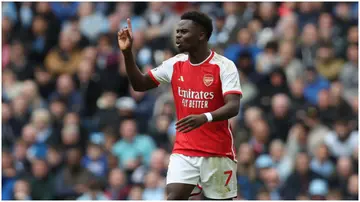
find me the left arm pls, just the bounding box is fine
[208,94,241,121]
[176,94,240,133]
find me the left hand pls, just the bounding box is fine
[176,114,208,133]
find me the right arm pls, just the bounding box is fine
[118,19,158,92]
[122,49,157,91]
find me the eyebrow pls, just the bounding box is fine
[176,28,189,32]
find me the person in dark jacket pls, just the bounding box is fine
[54,148,94,199]
[27,159,55,199]
[280,152,323,199]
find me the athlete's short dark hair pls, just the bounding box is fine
[181,11,213,41]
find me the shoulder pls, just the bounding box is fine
[113,140,124,148]
[137,134,154,142]
[210,53,237,72]
[210,52,234,65]
[350,131,358,140]
[154,54,188,73]
[164,53,188,64]
[324,131,337,143]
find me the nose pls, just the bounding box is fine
[176,32,181,39]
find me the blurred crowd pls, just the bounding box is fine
[1,2,359,200]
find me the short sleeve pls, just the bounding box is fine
[148,54,187,86]
[220,61,242,97]
[148,61,172,85]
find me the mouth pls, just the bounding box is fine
[175,41,182,47]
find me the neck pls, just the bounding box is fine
[188,45,211,65]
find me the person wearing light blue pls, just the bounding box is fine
[77,180,108,200]
[310,144,334,179]
[308,179,328,200]
[112,118,156,169]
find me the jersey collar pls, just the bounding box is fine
[189,50,214,66]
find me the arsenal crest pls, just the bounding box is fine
[203,74,214,86]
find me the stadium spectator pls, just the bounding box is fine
[44,29,82,76]
[324,118,358,158]
[81,134,108,177]
[127,184,144,200]
[296,23,318,67]
[268,140,293,183]
[12,179,32,200]
[2,150,17,200]
[77,179,108,200]
[308,179,329,200]
[330,156,354,193]
[54,148,93,199]
[46,145,63,176]
[340,43,358,102]
[105,168,131,200]
[310,144,335,179]
[27,159,55,200]
[263,168,281,200]
[280,152,322,199]
[142,170,166,200]
[49,74,83,113]
[13,139,30,174]
[248,119,270,156]
[267,94,294,142]
[131,148,169,184]
[21,80,47,111]
[2,69,24,101]
[112,118,156,169]
[7,40,34,81]
[346,174,358,200]
[315,42,344,82]
[237,143,257,200]
[225,28,262,65]
[74,59,102,118]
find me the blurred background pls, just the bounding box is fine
[1,1,358,200]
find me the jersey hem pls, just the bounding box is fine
[147,70,160,86]
[172,149,236,162]
[223,90,242,97]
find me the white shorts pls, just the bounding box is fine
[166,154,237,199]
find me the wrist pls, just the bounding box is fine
[122,48,132,55]
[204,112,213,122]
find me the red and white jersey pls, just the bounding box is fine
[148,51,242,161]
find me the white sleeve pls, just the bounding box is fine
[220,61,242,97]
[148,54,187,86]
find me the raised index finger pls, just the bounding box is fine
[127,18,133,36]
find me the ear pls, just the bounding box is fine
[199,31,206,41]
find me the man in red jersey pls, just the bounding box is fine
[118,11,242,200]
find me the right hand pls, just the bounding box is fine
[117,18,133,52]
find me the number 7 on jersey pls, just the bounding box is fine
[224,170,233,186]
